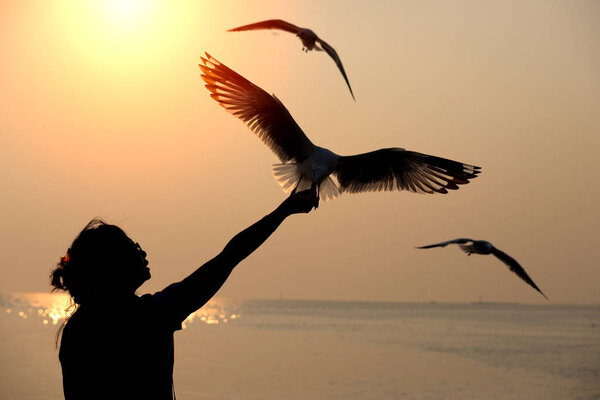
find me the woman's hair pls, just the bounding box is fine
[50,218,144,305]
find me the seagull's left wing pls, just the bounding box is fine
[199,53,314,163]
[491,247,548,299]
[316,37,355,101]
[416,238,474,249]
[333,148,481,194]
[228,19,303,35]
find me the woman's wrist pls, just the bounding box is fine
[273,201,293,220]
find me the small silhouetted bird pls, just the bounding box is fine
[228,19,355,100]
[416,238,548,299]
[199,53,481,206]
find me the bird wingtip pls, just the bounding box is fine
[199,64,212,76]
[203,52,217,64]
[199,55,210,68]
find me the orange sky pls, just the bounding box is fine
[1,1,599,303]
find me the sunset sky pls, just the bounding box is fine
[1,0,598,304]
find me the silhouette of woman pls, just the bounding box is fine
[50,189,318,399]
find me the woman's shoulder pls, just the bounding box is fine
[139,282,186,305]
[137,282,188,330]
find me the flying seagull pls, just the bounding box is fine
[228,19,355,100]
[416,238,548,299]
[199,53,481,205]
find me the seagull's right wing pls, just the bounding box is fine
[316,37,355,100]
[199,53,315,163]
[416,239,474,249]
[228,19,302,35]
[334,148,481,194]
[491,247,548,299]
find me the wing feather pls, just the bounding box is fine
[199,53,314,162]
[334,148,481,195]
[228,19,302,34]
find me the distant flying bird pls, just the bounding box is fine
[228,19,355,100]
[416,239,548,299]
[199,53,481,205]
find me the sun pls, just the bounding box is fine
[108,0,146,23]
[90,0,159,45]
[82,0,156,34]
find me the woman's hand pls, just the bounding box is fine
[279,187,319,215]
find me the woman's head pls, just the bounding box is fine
[50,218,151,304]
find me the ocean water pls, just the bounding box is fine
[0,293,598,399]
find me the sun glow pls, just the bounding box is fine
[53,1,160,55]
[46,1,176,91]
[109,0,144,21]
[94,0,156,32]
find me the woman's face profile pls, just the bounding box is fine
[134,241,151,286]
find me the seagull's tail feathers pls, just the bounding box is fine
[272,163,341,201]
[319,176,341,202]
[272,163,301,194]
[459,243,475,254]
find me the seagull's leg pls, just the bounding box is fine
[291,177,302,195]
[311,181,319,209]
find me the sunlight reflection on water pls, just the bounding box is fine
[181,300,241,329]
[1,292,72,326]
[0,292,240,328]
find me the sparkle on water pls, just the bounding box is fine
[1,292,240,328]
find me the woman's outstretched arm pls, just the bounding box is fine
[171,188,318,317]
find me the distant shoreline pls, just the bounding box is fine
[1,292,599,307]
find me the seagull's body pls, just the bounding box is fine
[416,238,548,299]
[281,145,341,200]
[199,53,481,204]
[297,146,338,187]
[228,19,355,100]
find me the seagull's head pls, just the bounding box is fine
[296,29,317,47]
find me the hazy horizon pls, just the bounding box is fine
[2,291,599,307]
[1,1,599,304]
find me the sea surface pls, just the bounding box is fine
[0,293,598,399]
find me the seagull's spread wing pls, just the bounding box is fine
[228,19,302,35]
[333,148,481,194]
[315,37,355,101]
[416,238,474,249]
[491,247,548,299]
[199,53,315,163]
